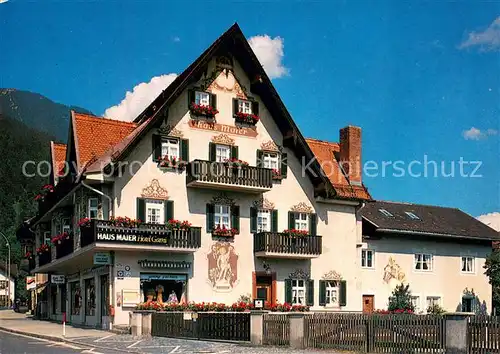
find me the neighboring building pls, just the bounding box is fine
[21,23,373,328]
[359,201,500,314]
[0,263,17,306]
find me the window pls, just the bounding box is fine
[88,198,99,219]
[414,253,433,271]
[0,281,7,290]
[294,213,309,231]
[379,209,393,217]
[325,281,339,307]
[195,91,210,106]
[146,199,164,224]
[70,282,81,316]
[62,218,71,233]
[238,99,252,114]
[214,204,230,229]
[215,144,230,162]
[461,256,475,273]
[43,231,51,245]
[291,279,306,305]
[426,296,441,308]
[161,138,179,160]
[411,296,420,313]
[85,278,96,316]
[257,210,271,232]
[361,249,374,268]
[405,211,419,220]
[263,152,279,169]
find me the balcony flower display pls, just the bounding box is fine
[271,169,283,180]
[190,103,219,118]
[134,300,308,312]
[78,218,91,228]
[212,225,237,237]
[223,158,249,167]
[159,156,187,169]
[235,111,259,125]
[109,216,142,228]
[264,302,310,312]
[51,232,71,246]
[34,184,54,201]
[283,229,309,237]
[36,244,50,255]
[24,251,33,260]
[167,219,192,230]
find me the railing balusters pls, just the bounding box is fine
[254,232,322,256]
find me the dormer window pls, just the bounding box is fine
[233,98,259,125]
[405,212,419,220]
[238,99,252,114]
[195,91,210,106]
[379,209,393,217]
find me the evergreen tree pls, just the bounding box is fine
[484,250,500,313]
[388,283,415,312]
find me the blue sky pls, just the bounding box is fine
[0,1,499,219]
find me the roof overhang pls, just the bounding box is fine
[374,228,498,242]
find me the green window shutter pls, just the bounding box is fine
[256,150,263,168]
[319,280,326,306]
[210,93,217,109]
[271,210,278,232]
[180,139,189,162]
[206,203,215,232]
[136,198,145,223]
[231,205,240,233]
[288,211,295,230]
[209,142,216,162]
[152,135,162,162]
[188,89,195,108]
[309,213,317,236]
[252,101,259,116]
[339,280,347,307]
[165,200,174,222]
[280,153,288,178]
[307,279,314,306]
[231,146,239,160]
[232,98,239,117]
[284,279,292,304]
[250,207,257,233]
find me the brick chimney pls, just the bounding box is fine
[339,126,362,184]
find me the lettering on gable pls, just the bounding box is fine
[188,119,257,138]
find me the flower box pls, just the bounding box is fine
[223,158,249,167]
[36,244,50,255]
[271,169,283,180]
[78,218,91,228]
[212,226,237,237]
[283,229,309,237]
[190,104,219,118]
[159,156,187,170]
[134,300,308,313]
[235,112,259,125]
[34,184,54,201]
[167,219,192,231]
[108,216,142,228]
[24,252,33,260]
[51,232,72,246]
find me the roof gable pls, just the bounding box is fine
[361,200,500,241]
[50,142,67,184]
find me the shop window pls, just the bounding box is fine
[70,282,81,316]
[140,274,187,304]
[84,278,95,316]
[100,275,109,317]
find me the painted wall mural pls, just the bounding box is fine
[207,242,238,292]
[383,257,407,289]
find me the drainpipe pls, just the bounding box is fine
[80,181,114,330]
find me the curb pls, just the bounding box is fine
[0,326,143,353]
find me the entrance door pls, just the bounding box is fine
[253,273,275,305]
[363,295,374,313]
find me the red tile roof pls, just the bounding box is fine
[51,142,67,177]
[72,112,137,169]
[306,138,372,200]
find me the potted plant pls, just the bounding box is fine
[271,169,283,180]
[283,229,309,238]
[78,218,91,228]
[167,219,192,230]
[212,225,237,237]
[235,111,259,125]
[223,158,249,168]
[190,103,219,118]
[159,156,187,170]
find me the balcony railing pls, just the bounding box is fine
[254,232,322,258]
[186,160,273,192]
[38,252,51,267]
[81,219,201,250]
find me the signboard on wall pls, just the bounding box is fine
[139,273,187,281]
[122,289,141,307]
[93,252,111,265]
[51,275,65,284]
[26,276,36,290]
[96,232,171,245]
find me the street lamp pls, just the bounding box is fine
[0,231,11,308]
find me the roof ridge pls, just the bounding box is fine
[74,112,138,127]
[305,138,339,145]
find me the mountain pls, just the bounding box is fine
[0,88,93,141]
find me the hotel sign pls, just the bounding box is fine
[96,232,171,245]
[188,119,257,138]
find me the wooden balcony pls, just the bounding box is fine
[186,160,273,193]
[80,219,201,252]
[38,252,51,267]
[253,232,322,259]
[56,239,74,259]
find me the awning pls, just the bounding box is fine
[36,284,47,294]
[140,273,187,281]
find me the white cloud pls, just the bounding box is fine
[463,127,498,140]
[459,17,500,51]
[104,74,177,122]
[248,35,289,79]
[0,0,9,4]
[478,212,500,232]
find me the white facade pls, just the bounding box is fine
[0,268,15,306]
